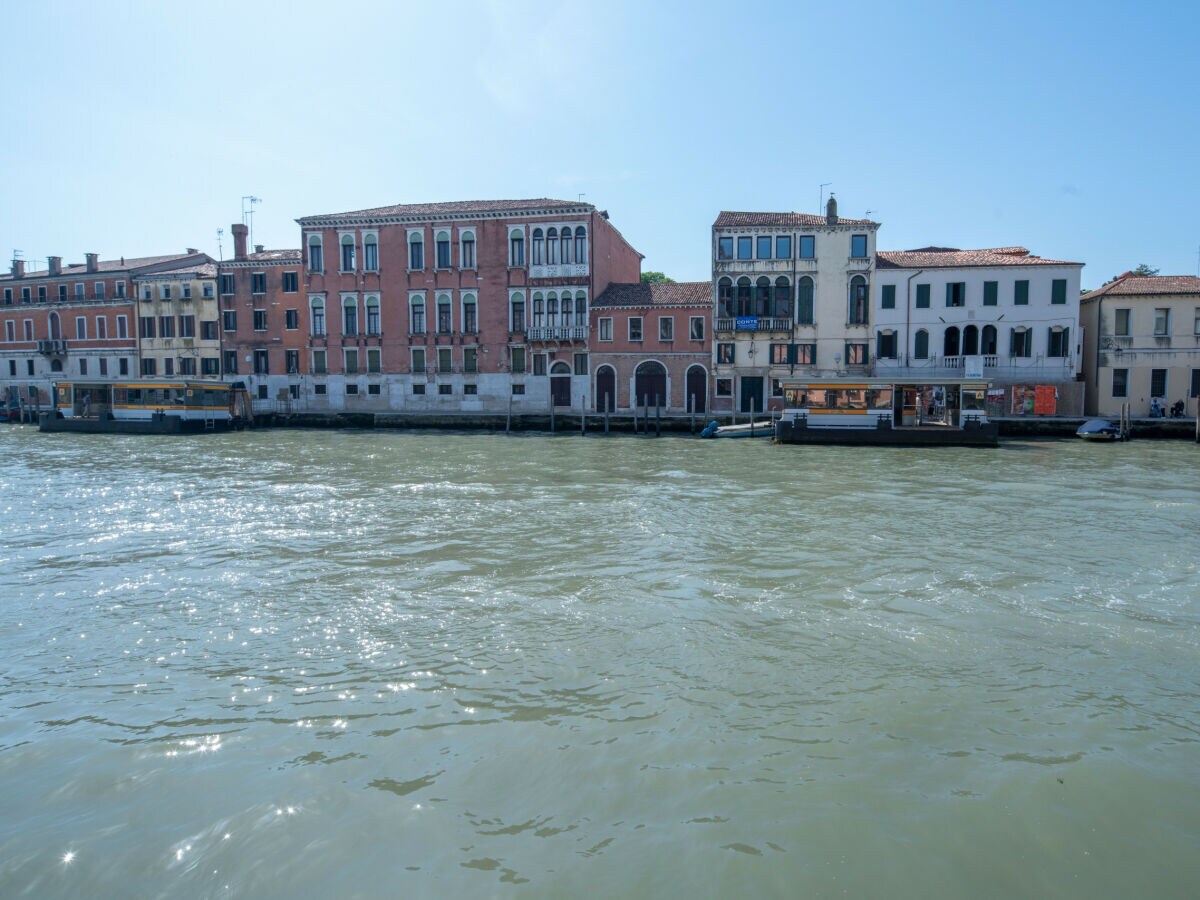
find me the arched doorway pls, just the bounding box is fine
[595,365,616,412]
[550,360,571,407]
[944,326,960,357]
[685,365,707,413]
[963,324,979,356]
[634,361,667,409]
[981,325,997,355]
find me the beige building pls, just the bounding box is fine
[1080,273,1200,417]
[132,260,221,379]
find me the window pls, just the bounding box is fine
[310,298,326,336]
[251,350,269,376]
[282,271,298,293]
[914,330,929,359]
[75,283,85,299]
[916,284,930,308]
[574,352,588,375]
[221,350,237,374]
[1195,308,1200,335]
[366,297,380,335]
[460,232,475,269]
[343,349,357,374]
[3,320,11,341]
[95,282,106,299]
[159,316,175,338]
[532,353,546,376]
[757,236,772,259]
[253,309,268,331]
[755,277,770,316]
[363,235,378,271]
[37,286,48,303]
[164,358,175,376]
[141,358,156,376]
[1191,369,1200,398]
[1010,327,1031,357]
[343,298,358,336]
[876,331,897,359]
[629,317,643,341]
[252,273,266,294]
[560,226,572,265]
[437,348,452,373]
[222,309,236,331]
[437,296,452,333]
[716,378,732,397]
[438,384,452,396]
[141,284,153,301]
[851,234,868,258]
[117,316,128,339]
[1048,327,1070,358]
[181,283,192,300]
[118,357,129,375]
[799,235,815,259]
[510,295,525,332]
[1154,308,1170,335]
[848,276,868,324]
[114,280,125,299]
[75,316,86,339]
[463,347,478,373]
[659,316,674,341]
[436,231,451,268]
[410,297,425,334]
[599,317,613,341]
[881,285,896,310]
[219,273,235,295]
[464,383,477,396]
[21,287,31,303]
[983,281,998,306]
[409,232,424,270]
[161,284,172,301]
[463,294,477,333]
[48,285,62,301]
[845,342,868,365]
[1150,368,1167,397]
[511,384,525,395]
[737,236,752,260]
[717,343,734,364]
[946,282,965,307]
[797,277,814,324]
[99,358,108,376]
[510,346,526,374]
[140,316,156,338]
[285,309,299,330]
[411,348,425,373]
[304,348,323,374]
[179,315,195,338]
[23,320,33,340]
[3,288,10,304]
[776,236,792,259]
[78,358,87,375]
[690,316,704,341]
[718,236,733,260]
[1014,280,1029,305]
[200,357,218,376]
[1115,308,1131,336]
[546,227,558,265]
[717,278,733,318]
[410,383,425,395]
[178,357,195,376]
[510,229,525,266]
[201,320,217,340]
[1051,279,1067,305]
[575,227,587,263]
[340,235,355,271]
[1111,368,1128,398]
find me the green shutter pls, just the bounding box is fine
[1051,279,1066,304]
[916,284,930,308]
[882,285,895,309]
[984,281,997,306]
[1015,280,1029,305]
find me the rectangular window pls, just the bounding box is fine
[776,236,792,259]
[1150,368,1167,397]
[181,283,192,300]
[23,320,33,340]
[201,320,217,340]
[308,240,324,273]
[21,287,31,303]
[756,236,772,259]
[845,342,868,365]
[366,303,380,335]
[179,315,195,338]
[463,347,478,373]
[159,316,175,338]
[312,349,327,374]
[599,317,613,341]
[141,358,156,376]
[178,357,195,376]
[3,288,11,304]
[115,281,126,299]
[799,235,815,259]
[1014,280,1029,305]
[408,382,425,395]
[629,317,643,341]
[165,357,176,377]
[717,343,734,364]
[690,316,705,341]
[881,285,896,309]
[511,384,525,395]
[851,234,868,258]
[946,282,965,307]
[532,353,546,376]
[75,316,87,339]
[253,310,268,331]
[313,383,327,395]
[202,357,220,376]
[286,349,300,374]
[95,282,105,299]
[285,309,298,330]
[797,343,815,365]
[718,237,733,260]
[916,284,930,308]
[510,300,525,332]
[252,273,266,294]
[770,343,790,365]
[161,284,172,301]
[1191,369,1200,398]
[117,316,128,338]
[119,357,129,375]
[1051,279,1067,305]
[510,347,526,374]
[282,271,298,293]
[75,283,85,298]
[38,286,47,302]
[464,383,477,395]
[201,282,213,298]
[1154,308,1170,335]
[460,236,475,269]
[219,273,235,295]
[436,238,450,269]
[574,352,587,376]
[437,384,452,395]
[1194,308,1200,335]
[410,301,425,334]
[1115,308,1131,336]
[1010,328,1031,357]
[139,316,155,338]
[410,348,426,373]
[343,302,358,336]
[360,241,377,272]
[438,348,452,373]
[659,316,673,341]
[983,281,998,306]
[222,309,237,331]
[99,358,108,376]
[141,284,153,301]
[78,358,87,375]
[737,236,752,260]
[4,320,12,341]
[1112,368,1128,398]
[876,331,897,359]
[716,378,732,397]
[343,349,358,374]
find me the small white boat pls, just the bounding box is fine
[1076,419,1122,441]
[700,420,774,438]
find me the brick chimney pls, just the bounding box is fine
[86,252,99,273]
[48,256,62,276]
[232,223,249,261]
[254,244,264,254]
[825,193,838,225]
[10,259,24,278]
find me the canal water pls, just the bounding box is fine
[0,427,1197,898]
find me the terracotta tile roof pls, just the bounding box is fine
[1,252,205,281]
[714,211,877,228]
[593,281,711,309]
[299,198,593,224]
[218,249,302,267]
[1081,273,1200,301]
[877,247,1081,269]
[139,262,218,278]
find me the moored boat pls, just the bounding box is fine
[1076,418,1122,441]
[39,380,250,434]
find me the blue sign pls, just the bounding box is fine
[735,316,759,331]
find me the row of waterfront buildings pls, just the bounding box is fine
[2,196,1198,418]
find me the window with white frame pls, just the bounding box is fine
[410,295,426,334]
[460,230,476,269]
[366,296,380,335]
[531,228,544,265]
[598,317,613,341]
[690,316,704,341]
[75,316,86,339]
[436,231,451,269]
[437,294,452,333]
[629,316,643,341]
[462,293,477,333]
[409,231,424,270]
[509,229,525,266]
[340,234,356,272]
[1154,308,1170,335]
[659,316,673,341]
[574,226,587,263]
[342,296,358,335]
[510,292,525,331]
[310,297,326,336]
[307,235,323,272]
[363,233,379,271]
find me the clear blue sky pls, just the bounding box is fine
[3,0,1197,290]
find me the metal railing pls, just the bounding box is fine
[527,326,587,341]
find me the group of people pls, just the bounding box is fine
[1148,399,1185,419]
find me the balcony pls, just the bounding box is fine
[37,339,68,355]
[713,258,805,275]
[527,326,587,341]
[714,316,793,333]
[528,262,589,279]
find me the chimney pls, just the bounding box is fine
[825,193,838,225]
[10,259,24,278]
[186,247,198,254]
[86,252,99,273]
[48,256,62,276]
[254,244,264,254]
[232,223,249,261]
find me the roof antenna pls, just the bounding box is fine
[241,195,261,250]
[819,183,832,214]
[578,193,586,203]
[216,227,225,261]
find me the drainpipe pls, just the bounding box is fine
[1093,297,1103,414]
[905,269,923,367]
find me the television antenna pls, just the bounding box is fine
[819,183,832,213]
[241,195,261,248]
[216,228,225,261]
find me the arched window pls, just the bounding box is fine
[510,229,525,266]
[531,228,544,266]
[510,292,526,332]
[437,293,452,333]
[50,358,63,372]
[49,311,61,340]
[460,230,476,269]
[575,226,587,262]
[462,293,477,334]
[436,231,451,269]
[575,290,587,326]
[914,329,929,359]
[307,235,323,273]
[310,297,325,336]
[547,291,559,328]
[365,296,380,335]
[718,277,733,318]
[342,296,357,336]
[408,232,424,270]
[561,294,573,328]
[546,227,559,265]
[736,277,752,317]
[550,360,571,375]
[981,324,998,355]
[410,297,425,334]
[773,277,792,318]
[532,291,544,328]
[561,228,572,264]
[755,277,771,316]
[340,234,355,272]
[944,326,960,357]
[849,275,868,324]
[363,234,378,271]
[963,324,979,356]
[797,276,814,324]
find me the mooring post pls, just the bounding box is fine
[750,398,756,438]
[656,394,661,437]
[506,394,512,433]
[580,396,586,436]
[690,394,695,433]
[605,395,610,434]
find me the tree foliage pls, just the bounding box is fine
[640,271,675,284]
